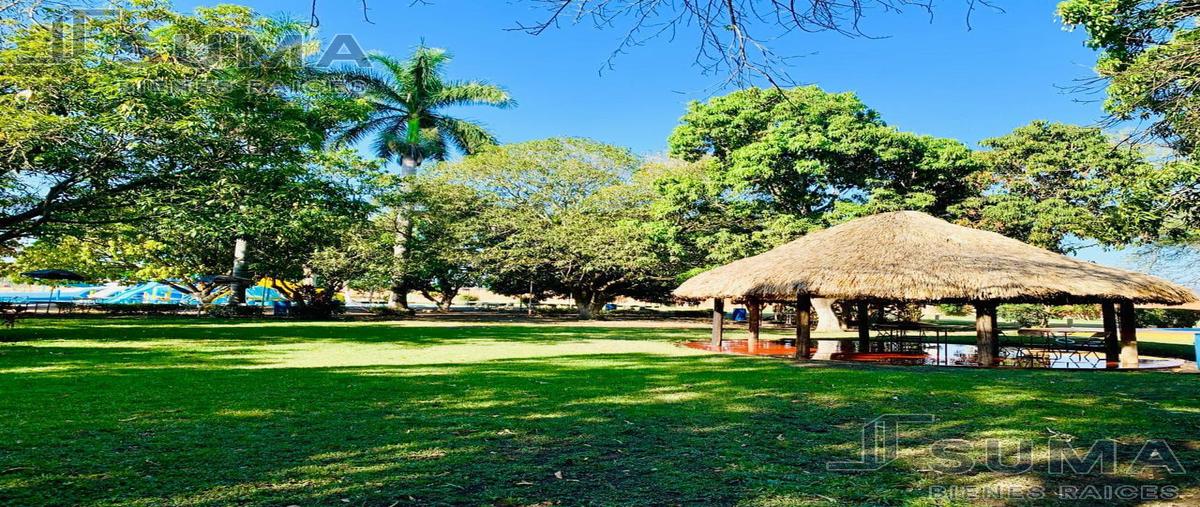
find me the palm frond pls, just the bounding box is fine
[436,117,498,155]
[397,46,449,111]
[325,63,409,108]
[433,80,516,109]
[371,130,406,161]
[339,45,508,163]
[334,115,398,146]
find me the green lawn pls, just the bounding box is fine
[1,318,1198,506]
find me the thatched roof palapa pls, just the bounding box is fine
[674,211,1198,305]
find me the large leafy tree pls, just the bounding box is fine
[7,149,378,305]
[335,46,513,309]
[1060,0,1200,155]
[951,121,1161,253]
[1059,0,1200,278]
[444,138,677,319]
[403,177,490,311]
[0,2,355,249]
[664,86,982,267]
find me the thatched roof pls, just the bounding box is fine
[1140,302,1200,311]
[674,211,1198,305]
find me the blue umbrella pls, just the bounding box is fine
[21,269,86,282]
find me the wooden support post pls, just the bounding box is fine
[1118,301,1139,367]
[856,302,870,353]
[747,300,762,348]
[795,294,812,360]
[1101,302,1119,364]
[975,302,998,367]
[711,298,725,348]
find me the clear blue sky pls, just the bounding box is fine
[173,1,1183,282]
[177,0,1102,153]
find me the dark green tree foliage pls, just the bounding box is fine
[445,138,677,319]
[953,120,1158,252]
[8,149,378,305]
[0,2,357,248]
[662,86,981,268]
[333,46,514,308]
[1060,0,1200,155]
[387,175,490,311]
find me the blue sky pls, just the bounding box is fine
[176,0,1102,153]
[172,1,1180,281]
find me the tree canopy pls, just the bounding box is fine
[442,138,678,318]
[662,86,983,268]
[953,120,1159,252]
[1060,0,1200,155]
[0,2,358,248]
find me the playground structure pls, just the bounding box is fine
[0,282,287,306]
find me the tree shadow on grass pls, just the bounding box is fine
[0,318,707,347]
[1,351,1198,506]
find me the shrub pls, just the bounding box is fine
[458,294,480,303]
[204,305,265,318]
[289,299,345,320]
[1049,304,1101,320]
[936,304,969,317]
[534,305,578,316]
[367,306,411,318]
[95,303,187,315]
[1135,309,1199,328]
[998,304,1053,327]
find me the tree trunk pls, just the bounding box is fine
[424,289,457,312]
[230,237,249,305]
[812,298,841,332]
[574,291,597,319]
[575,299,592,319]
[388,155,419,310]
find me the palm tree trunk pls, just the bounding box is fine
[388,155,419,310]
[230,237,249,305]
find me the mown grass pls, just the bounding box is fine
[0,317,1198,506]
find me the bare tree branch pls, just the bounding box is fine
[506,0,1002,85]
[299,0,1002,86]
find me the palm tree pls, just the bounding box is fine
[336,46,514,309]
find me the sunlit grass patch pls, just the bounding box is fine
[0,317,1197,505]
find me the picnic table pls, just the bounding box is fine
[1009,327,1109,368]
[872,322,973,353]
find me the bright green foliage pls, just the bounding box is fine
[0,2,359,247]
[444,138,677,318]
[662,86,982,269]
[952,121,1157,252]
[669,86,884,216]
[3,229,157,282]
[6,149,380,303]
[334,46,514,170]
[387,175,491,311]
[644,157,812,272]
[151,149,379,283]
[1059,0,1200,154]
[1137,307,1200,327]
[333,45,513,309]
[668,86,981,217]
